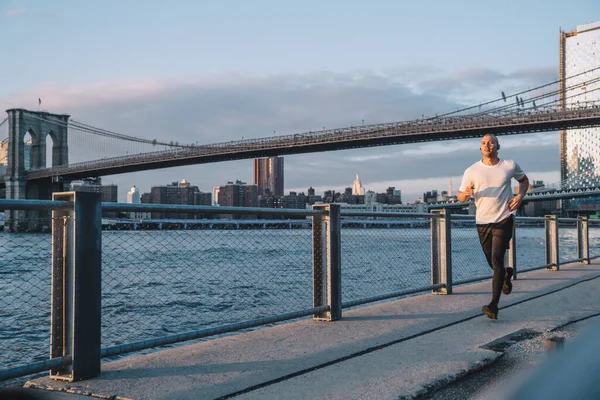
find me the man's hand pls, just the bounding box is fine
[464,184,474,197]
[458,184,475,202]
[508,193,524,211]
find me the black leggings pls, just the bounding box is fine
[476,215,514,304]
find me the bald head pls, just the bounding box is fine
[482,134,500,147]
[480,134,500,159]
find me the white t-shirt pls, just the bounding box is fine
[459,159,526,224]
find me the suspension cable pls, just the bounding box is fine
[11,65,600,159]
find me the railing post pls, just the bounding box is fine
[577,215,590,264]
[430,209,452,294]
[312,204,342,321]
[50,192,102,381]
[545,215,559,271]
[508,218,517,279]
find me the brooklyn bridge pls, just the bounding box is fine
[1,66,600,224]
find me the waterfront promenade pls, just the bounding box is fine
[15,260,600,399]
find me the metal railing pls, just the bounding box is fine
[1,194,600,384]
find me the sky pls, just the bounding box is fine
[1,0,599,202]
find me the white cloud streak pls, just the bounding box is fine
[5,8,26,17]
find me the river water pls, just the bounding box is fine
[1,224,599,374]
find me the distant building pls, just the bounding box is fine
[278,191,307,209]
[218,180,258,218]
[254,156,284,196]
[0,140,31,173]
[560,21,600,213]
[522,180,559,217]
[560,21,600,189]
[70,178,116,217]
[423,190,439,203]
[127,185,140,204]
[150,179,209,219]
[141,192,151,204]
[102,184,118,203]
[212,186,221,206]
[218,180,257,207]
[384,187,402,204]
[194,191,212,206]
[127,185,151,220]
[352,173,365,196]
[306,187,322,205]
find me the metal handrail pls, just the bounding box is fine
[340,211,439,218]
[0,199,73,210]
[101,202,326,217]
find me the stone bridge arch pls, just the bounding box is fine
[5,109,70,231]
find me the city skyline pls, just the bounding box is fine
[1,2,597,201]
[112,171,561,206]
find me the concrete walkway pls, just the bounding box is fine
[24,261,600,400]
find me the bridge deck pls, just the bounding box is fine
[22,260,600,399]
[23,104,600,180]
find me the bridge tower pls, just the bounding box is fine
[5,109,70,231]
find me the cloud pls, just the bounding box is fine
[414,66,557,105]
[0,67,561,202]
[5,8,26,17]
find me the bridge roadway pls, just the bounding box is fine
[23,103,600,181]
[21,260,600,399]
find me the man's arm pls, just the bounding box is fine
[517,175,529,196]
[508,175,529,211]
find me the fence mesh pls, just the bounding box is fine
[515,220,547,271]
[101,221,315,348]
[558,221,579,264]
[0,217,53,373]
[450,220,491,283]
[590,223,600,258]
[5,208,600,383]
[340,219,431,303]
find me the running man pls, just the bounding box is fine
[457,134,529,319]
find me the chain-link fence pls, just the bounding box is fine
[4,199,600,385]
[0,218,53,372]
[101,221,315,348]
[515,219,547,272]
[451,219,491,283]
[589,221,600,258]
[340,219,432,304]
[558,219,579,264]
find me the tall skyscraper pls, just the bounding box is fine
[127,185,140,204]
[254,156,284,196]
[352,173,365,195]
[559,21,600,189]
[212,186,220,206]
